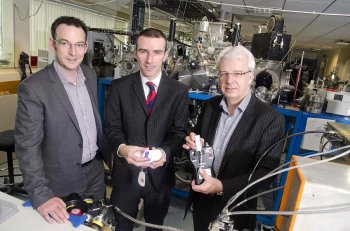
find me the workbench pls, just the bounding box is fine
[273,106,350,157]
[0,192,93,231]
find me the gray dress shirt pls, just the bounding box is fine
[54,62,98,163]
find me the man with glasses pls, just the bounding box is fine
[183,45,284,231]
[15,16,106,224]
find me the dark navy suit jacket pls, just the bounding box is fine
[104,71,188,191]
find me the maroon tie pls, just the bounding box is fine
[146,81,156,115]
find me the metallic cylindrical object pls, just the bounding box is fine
[199,19,209,32]
[84,213,93,225]
[306,94,323,114]
[168,18,176,42]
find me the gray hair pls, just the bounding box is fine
[216,45,256,71]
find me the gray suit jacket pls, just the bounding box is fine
[15,63,104,208]
[104,71,188,191]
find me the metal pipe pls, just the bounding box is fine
[292,51,304,105]
[168,18,176,42]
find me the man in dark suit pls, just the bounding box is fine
[15,16,105,224]
[183,45,285,231]
[104,28,188,230]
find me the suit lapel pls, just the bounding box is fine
[47,64,81,136]
[207,99,222,145]
[132,73,148,115]
[83,68,103,139]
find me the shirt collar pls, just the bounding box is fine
[140,71,162,88]
[220,91,252,114]
[53,61,85,85]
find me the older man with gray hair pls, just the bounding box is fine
[183,45,285,231]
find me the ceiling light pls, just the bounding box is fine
[335,40,350,45]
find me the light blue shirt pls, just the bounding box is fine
[212,92,252,174]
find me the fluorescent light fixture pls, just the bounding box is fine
[335,40,350,45]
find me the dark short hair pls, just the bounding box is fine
[136,28,167,51]
[51,16,88,41]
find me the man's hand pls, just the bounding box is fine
[37,197,69,224]
[119,144,150,167]
[149,148,166,169]
[191,169,223,194]
[183,132,205,150]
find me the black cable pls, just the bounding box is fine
[319,133,327,160]
[321,140,331,152]
[320,133,345,160]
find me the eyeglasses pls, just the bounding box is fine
[54,39,87,50]
[218,71,251,79]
